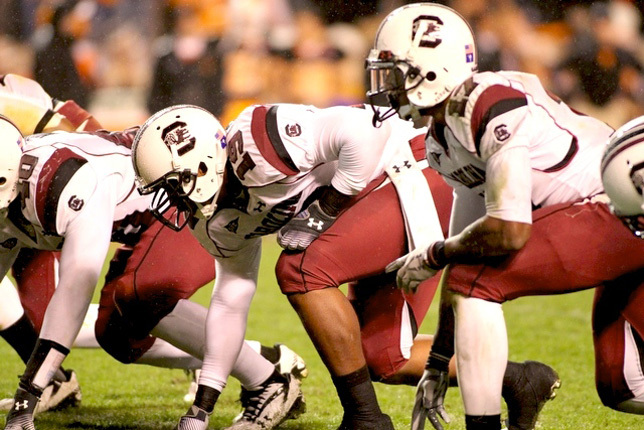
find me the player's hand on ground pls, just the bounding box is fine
[4,388,38,430]
[277,200,336,251]
[412,368,451,430]
[386,246,438,293]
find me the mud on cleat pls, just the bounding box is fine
[225,372,304,429]
[503,361,561,430]
[0,370,81,416]
[336,413,395,430]
[35,369,81,414]
[175,405,210,430]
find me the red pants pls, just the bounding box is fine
[276,166,453,378]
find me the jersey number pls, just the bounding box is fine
[227,130,256,180]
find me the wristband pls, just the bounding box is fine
[425,241,447,269]
[427,350,451,372]
[319,186,351,217]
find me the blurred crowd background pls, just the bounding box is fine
[0,0,642,130]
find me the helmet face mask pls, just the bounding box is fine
[366,3,477,125]
[601,115,644,238]
[132,104,227,231]
[143,170,199,231]
[367,49,421,124]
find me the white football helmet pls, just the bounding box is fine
[132,104,227,230]
[366,3,477,124]
[601,116,644,237]
[0,115,24,209]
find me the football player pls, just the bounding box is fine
[367,3,644,430]
[132,102,558,430]
[0,72,103,415]
[0,118,305,430]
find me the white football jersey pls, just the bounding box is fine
[191,103,423,259]
[0,132,152,253]
[426,71,612,223]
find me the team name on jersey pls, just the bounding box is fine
[444,164,486,189]
[244,193,301,239]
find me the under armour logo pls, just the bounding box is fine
[254,201,266,212]
[307,218,324,230]
[392,160,412,173]
[14,400,29,411]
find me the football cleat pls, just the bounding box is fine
[336,413,395,430]
[175,405,210,430]
[272,343,308,379]
[35,369,81,414]
[225,372,304,430]
[0,370,81,416]
[503,361,561,430]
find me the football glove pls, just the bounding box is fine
[4,388,38,430]
[277,200,336,251]
[386,244,440,293]
[412,368,451,430]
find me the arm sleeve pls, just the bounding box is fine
[38,175,118,348]
[199,238,262,392]
[449,186,486,236]
[314,107,391,196]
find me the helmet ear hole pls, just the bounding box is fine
[198,162,208,176]
[0,177,5,186]
[426,71,437,81]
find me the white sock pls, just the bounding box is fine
[73,303,100,348]
[454,296,507,415]
[151,299,208,359]
[151,299,273,387]
[0,277,24,330]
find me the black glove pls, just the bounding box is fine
[277,200,336,251]
[4,387,39,430]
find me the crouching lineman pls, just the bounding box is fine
[132,103,559,430]
[367,3,644,429]
[0,72,102,415]
[0,117,306,430]
[600,116,644,412]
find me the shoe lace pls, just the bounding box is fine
[238,379,286,421]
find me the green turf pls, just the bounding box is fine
[1,237,642,429]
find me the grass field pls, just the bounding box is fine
[1,237,642,429]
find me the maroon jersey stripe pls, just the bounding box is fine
[36,148,87,234]
[470,85,527,155]
[251,106,300,176]
[542,137,578,173]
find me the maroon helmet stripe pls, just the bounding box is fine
[601,135,644,175]
[36,148,87,233]
[470,85,527,155]
[251,106,300,176]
